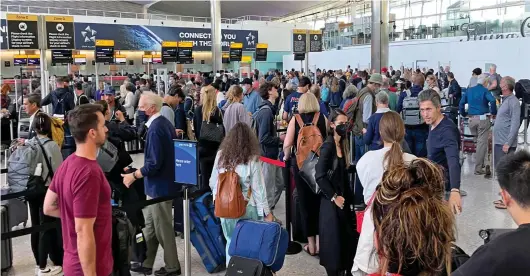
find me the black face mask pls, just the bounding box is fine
[335,124,348,137]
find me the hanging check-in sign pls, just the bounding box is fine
[7,14,39,49]
[292,29,307,53]
[45,15,75,49]
[309,30,323,52]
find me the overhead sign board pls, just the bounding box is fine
[45,15,75,49]
[230,42,243,62]
[7,14,39,49]
[294,53,305,61]
[162,41,178,63]
[153,54,162,64]
[27,55,40,66]
[142,55,153,64]
[241,56,252,63]
[114,54,127,65]
[95,39,115,64]
[177,41,193,64]
[255,43,268,62]
[222,52,230,64]
[73,54,87,65]
[51,49,73,65]
[13,54,28,66]
[292,29,307,53]
[309,30,323,52]
[74,22,258,51]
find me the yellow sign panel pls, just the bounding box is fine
[309,30,322,35]
[143,55,153,58]
[230,42,243,49]
[73,54,86,58]
[7,14,38,21]
[114,54,126,58]
[162,41,178,47]
[293,29,307,34]
[27,55,40,59]
[14,54,28,58]
[153,54,161,58]
[95,40,115,47]
[256,43,268,49]
[178,41,193,48]
[45,15,74,23]
[241,56,252,63]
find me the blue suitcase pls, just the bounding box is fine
[190,192,226,273]
[229,220,288,272]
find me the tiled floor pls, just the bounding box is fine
[2,149,524,275]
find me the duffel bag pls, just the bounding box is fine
[228,220,288,272]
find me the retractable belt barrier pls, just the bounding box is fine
[0,189,194,241]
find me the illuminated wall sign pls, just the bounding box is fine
[177,41,193,64]
[27,55,40,66]
[45,15,75,49]
[14,54,28,66]
[152,54,162,64]
[114,54,127,65]
[162,41,178,63]
[51,49,73,65]
[7,14,39,49]
[73,54,87,65]
[142,55,153,64]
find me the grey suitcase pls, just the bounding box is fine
[1,205,13,272]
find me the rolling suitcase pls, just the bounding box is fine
[226,256,273,276]
[1,206,13,272]
[189,192,226,273]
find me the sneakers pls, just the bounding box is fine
[38,266,63,276]
[154,267,182,276]
[130,265,153,275]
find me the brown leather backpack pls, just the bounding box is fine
[214,168,252,219]
[295,113,323,169]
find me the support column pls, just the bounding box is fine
[370,0,389,72]
[210,0,222,74]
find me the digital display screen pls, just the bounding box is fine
[177,47,193,64]
[95,46,114,63]
[27,57,40,66]
[14,57,27,66]
[114,57,126,65]
[51,50,73,65]
[162,47,178,63]
[74,57,87,65]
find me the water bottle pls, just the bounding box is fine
[34,163,42,176]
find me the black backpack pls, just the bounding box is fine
[515,79,530,106]
[52,92,68,115]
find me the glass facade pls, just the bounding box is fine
[284,0,529,49]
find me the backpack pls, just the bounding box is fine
[52,92,68,116]
[342,97,358,113]
[50,117,65,148]
[214,167,251,219]
[401,90,424,126]
[76,93,92,106]
[96,140,119,173]
[321,86,330,102]
[185,96,195,119]
[251,105,272,137]
[294,113,323,169]
[7,139,52,197]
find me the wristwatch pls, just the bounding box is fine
[133,171,139,180]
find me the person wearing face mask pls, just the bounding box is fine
[316,109,358,276]
[241,78,262,114]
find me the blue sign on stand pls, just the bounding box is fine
[174,140,199,186]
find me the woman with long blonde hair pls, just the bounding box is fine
[194,85,224,190]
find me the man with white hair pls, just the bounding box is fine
[488,64,502,100]
[459,74,498,177]
[122,92,181,275]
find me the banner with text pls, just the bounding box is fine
[74,22,258,51]
[7,14,39,49]
[45,15,75,49]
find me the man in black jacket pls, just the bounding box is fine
[41,76,75,116]
[254,82,285,209]
[447,72,462,108]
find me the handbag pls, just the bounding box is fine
[226,256,273,276]
[298,145,338,195]
[356,192,375,233]
[200,108,225,143]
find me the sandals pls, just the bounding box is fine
[303,245,317,256]
[493,199,507,209]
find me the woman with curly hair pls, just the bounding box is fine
[209,122,273,263]
[371,158,456,275]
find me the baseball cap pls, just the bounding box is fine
[103,87,116,96]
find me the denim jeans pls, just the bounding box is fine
[405,127,428,158]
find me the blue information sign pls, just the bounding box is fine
[174,140,199,186]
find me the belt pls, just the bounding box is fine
[469,114,489,118]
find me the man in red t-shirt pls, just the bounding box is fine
[44,104,113,276]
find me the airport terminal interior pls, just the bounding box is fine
[1,0,530,275]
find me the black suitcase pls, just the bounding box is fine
[226,256,273,276]
[1,206,13,272]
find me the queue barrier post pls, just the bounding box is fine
[183,187,192,276]
[282,158,302,255]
